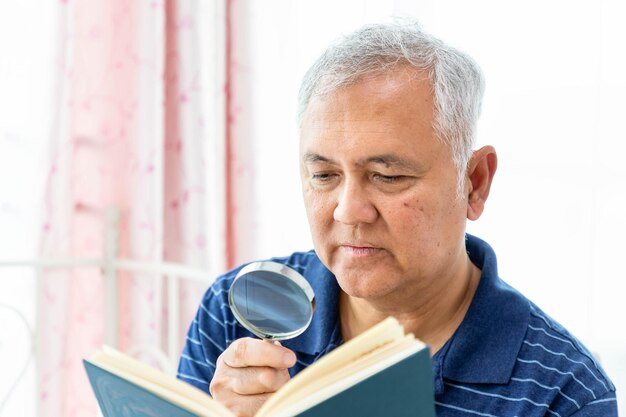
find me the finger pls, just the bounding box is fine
[222,338,296,369]
[230,367,291,395]
[221,392,272,417]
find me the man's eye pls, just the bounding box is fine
[374,174,404,183]
[311,173,335,182]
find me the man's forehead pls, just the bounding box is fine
[302,115,400,134]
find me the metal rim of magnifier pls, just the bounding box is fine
[228,261,316,340]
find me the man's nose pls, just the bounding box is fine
[333,181,378,225]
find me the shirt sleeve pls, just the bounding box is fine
[176,281,232,394]
[568,389,619,417]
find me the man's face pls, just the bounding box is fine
[299,68,470,302]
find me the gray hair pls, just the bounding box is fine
[297,21,485,193]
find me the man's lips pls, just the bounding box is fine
[339,244,383,256]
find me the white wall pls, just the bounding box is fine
[244,0,626,411]
[0,1,56,415]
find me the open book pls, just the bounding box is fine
[84,317,435,417]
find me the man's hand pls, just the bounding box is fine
[210,337,297,417]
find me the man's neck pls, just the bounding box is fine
[339,256,481,354]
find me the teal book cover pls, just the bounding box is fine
[84,360,202,417]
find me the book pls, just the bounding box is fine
[84,317,435,417]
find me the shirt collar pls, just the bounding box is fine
[281,254,341,355]
[435,234,530,390]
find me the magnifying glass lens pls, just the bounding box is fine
[229,262,315,340]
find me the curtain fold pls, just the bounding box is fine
[38,1,228,415]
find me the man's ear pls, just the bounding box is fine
[466,146,497,221]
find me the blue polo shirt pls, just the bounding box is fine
[178,234,618,416]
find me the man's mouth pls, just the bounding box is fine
[339,245,383,257]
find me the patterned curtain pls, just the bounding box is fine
[37,0,232,415]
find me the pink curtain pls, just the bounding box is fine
[225,0,255,267]
[38,0,231,415]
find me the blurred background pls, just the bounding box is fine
[1,0,624,416]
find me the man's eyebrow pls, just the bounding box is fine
[363,154,420,170]
[303,152,421,170]
[302,152,337,164]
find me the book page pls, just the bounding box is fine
[260,335,423,417]
[256,317,407,417]
[90,347,233,417]
[272,340,424,417]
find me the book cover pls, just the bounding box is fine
[84,360,203,417]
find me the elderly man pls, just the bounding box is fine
[177,22,617,416]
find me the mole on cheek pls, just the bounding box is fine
[403,200,424,213]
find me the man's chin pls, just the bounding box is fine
[334,269,394,300]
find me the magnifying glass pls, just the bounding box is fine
[228,261,315,341]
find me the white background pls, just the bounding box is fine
[0,1,55,416]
